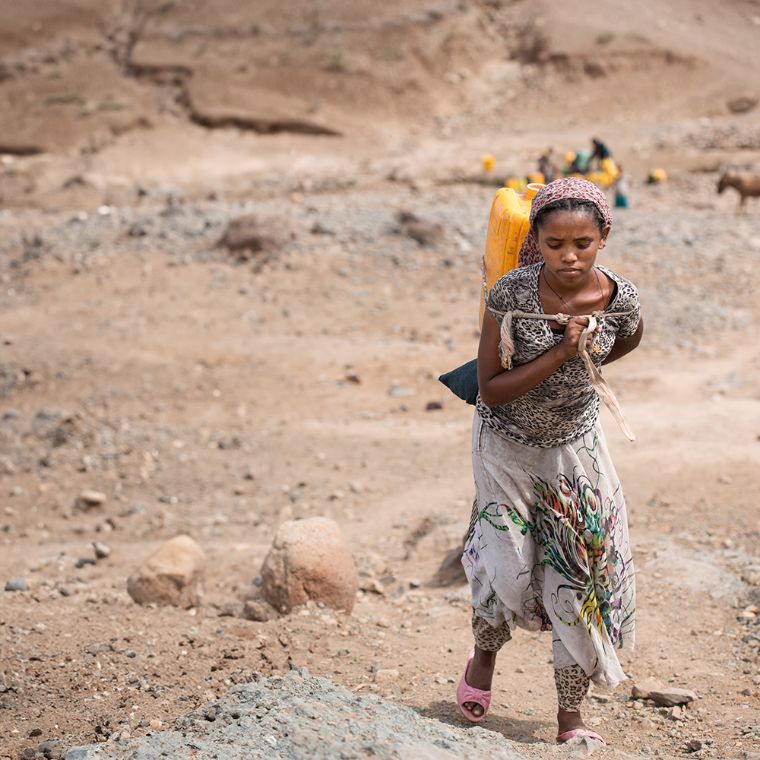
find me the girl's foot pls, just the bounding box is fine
[556,709,606,745]
[463,648,496,717]
[557,708,586,735]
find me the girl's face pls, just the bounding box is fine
[536,209,609,285]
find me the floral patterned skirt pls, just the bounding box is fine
[462,412,635,688]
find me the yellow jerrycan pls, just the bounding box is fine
[479,183,544,327]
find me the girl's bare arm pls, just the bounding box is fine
[602,319,644,365]
[477,312,589,407]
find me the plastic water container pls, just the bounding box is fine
[479,183,544,327]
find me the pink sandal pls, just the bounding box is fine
[456,650,491,722]
[556,728,607,745]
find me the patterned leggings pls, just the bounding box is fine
[472,613,590,711]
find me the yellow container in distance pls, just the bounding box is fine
[479,182,544,328]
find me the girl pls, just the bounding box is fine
[457,178,643,746]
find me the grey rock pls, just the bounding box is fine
[64,750,92,760]
[5,576,27,592]
[38,739,65,759]
[633,679,697,706]
[60,672,531,759]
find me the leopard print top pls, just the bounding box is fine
[476,263,641,448]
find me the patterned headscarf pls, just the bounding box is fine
[518,178,613,266]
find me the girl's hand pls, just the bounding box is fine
[558,316,593,360]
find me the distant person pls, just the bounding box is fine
[614,165,630,208]
[456,179,643,748]
[590,138,612,169]
[569,148,592,174]
[537,148,559,183]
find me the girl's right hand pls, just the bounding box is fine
[558,316,592,360]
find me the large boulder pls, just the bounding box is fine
[260,517,357,613]
[127,535,206,608]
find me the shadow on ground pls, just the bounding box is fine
[418,700,551,745]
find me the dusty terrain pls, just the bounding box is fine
[1,1,760,759]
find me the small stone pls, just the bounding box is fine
[84,643,113,655]
[374,668,400,684]
[632,677,664,699]
[75,490,107,511]
[425,400,444,411]
[20,748,36,760]
[92,540,111,559]
[684,739,703,753]
[217,602,243,618]
[242,599,274,622]
[649,688,697,707]
[634,679,699,707]
[5,576,27,592]
[388,383,414,398]
[358,577,385,595]
[127,535,206,608]
[38,738,65,759]
[727,96,758,114]
[29,727,43,737]
[219,213,289,260]
[738,606,758,622]
[148,718,162,729]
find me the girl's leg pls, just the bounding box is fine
[553,637,591,734]
[464,613,512,716]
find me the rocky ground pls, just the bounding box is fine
[2,2,760,759]
[1,176,759,760]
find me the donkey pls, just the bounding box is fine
[717,172,760,211]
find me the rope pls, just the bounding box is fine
[494,308,636,442]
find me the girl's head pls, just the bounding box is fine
[532,197,607,238]
[530,178,611,236]
[529,179,612,280]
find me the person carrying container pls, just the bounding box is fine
[456,178,643,748]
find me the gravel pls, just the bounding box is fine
[64,670,531,760]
